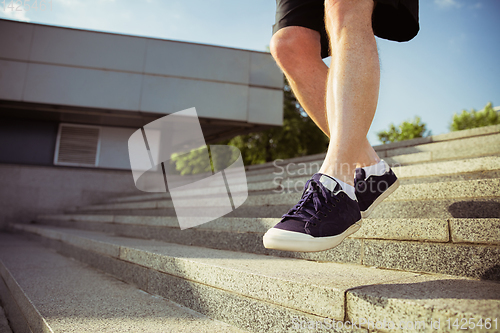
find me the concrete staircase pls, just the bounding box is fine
[1,125,499,332]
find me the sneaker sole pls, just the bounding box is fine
[360,178,400,218]
[262,221,362,252]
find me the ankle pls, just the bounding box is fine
[318,168,354,186]
[318,173,357,201]
[359,160,388,178]
[355,157,381,169]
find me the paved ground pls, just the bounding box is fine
[0,299,13,333]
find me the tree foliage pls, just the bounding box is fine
[222,79,329,166]
[169,146,240,176]
[450,102,500,131]
[377,116,429,144]
[169,147,212,176]
[169,78,329,173]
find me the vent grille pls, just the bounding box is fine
[55,124,100,166]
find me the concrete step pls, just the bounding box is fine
[104,156,500,205]
[384,133,500,160]
[67,196,500,221]
[35,214,500,245]
[0,233,246,333]
[374,123,500,152]
[0,303,12,333]
[75,178,500,216]
[8,225,500,332]
[238,124,500,177]
[32,215,500,281]
[241,126,500,179]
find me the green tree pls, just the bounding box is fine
[377,116,429,144]
[169,147,212,176]
[170,78,330,173]
[224,79,329,165]
[450,102,500,131]
[169,145,240,176]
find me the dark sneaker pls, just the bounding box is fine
[354,160,400,218]
[263,173,362,252]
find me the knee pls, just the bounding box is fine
[270,27,322,72]
[270,29,300,71]
[324,0,374,36]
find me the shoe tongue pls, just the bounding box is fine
[355,168,366,181]
[311,173,342,194]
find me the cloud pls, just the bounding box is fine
[52,0,82,7]
[470,2,483,9]
[434,0,463,9]
[0,7,30,21]
[448,33,467,53]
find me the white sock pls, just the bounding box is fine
[318,174,357,201]
[333,178,357,201]
[362,160,388,179]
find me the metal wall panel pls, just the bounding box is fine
[249,52,283,89]
[98,126,135,170]
[30,25,147,72]
[141,76,248,121]
[23,63,143,110]
[0,19,283,127]
[247,87,283,125]
[0,20,33,60]
[0,60,28,101]
[145,39,250,85]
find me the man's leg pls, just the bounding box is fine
[263,0,397,252]
[270,27,329,136]
[270,25,380,171]
[318,0,380,186]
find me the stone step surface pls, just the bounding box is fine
[243,128,500,178]
[70,197,500,220]
[384,132,500,158]
[7,225,500,333]
[75,178,500,214]
[32,215,500,281]
[2,126,499,333]
[239,124,500,177]
[36,214,500,245]
[104,156,500,205]
[373,124,500,152]
[0,303,12,333]
[0,233,247,333]
[2,228,363,333]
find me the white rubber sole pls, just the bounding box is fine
[262,221,362,252]
[360,178,400,218]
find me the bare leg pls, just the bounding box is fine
[264,2,393,252]
[318,0,380,186]
[270,27,330,136]
[270,25,380,175]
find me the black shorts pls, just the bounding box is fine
[273,0,419,58]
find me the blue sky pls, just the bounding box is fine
[2,0,499,144]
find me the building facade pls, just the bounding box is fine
[0,18,283,228]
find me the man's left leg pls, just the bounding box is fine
[318,0,380,187]
[320,0,399,219]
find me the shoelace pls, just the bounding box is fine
[281,179,341,225]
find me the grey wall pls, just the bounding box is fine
[0,118,136,170]
[0,163,141,230]
[97,126,136,169]
[0,118,58,165]
[0,19,283,126]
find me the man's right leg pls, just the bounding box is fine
[270,26,380,169]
